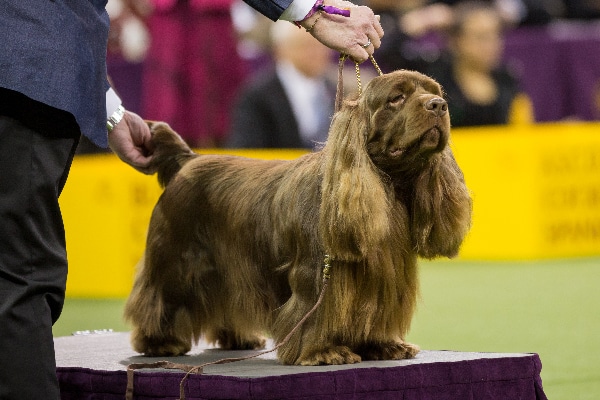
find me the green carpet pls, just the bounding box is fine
[54,257,600,400]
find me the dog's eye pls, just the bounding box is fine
[388,94,406,106]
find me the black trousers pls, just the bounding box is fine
[0,94,80,399]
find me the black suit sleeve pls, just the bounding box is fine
[242,0,295,21]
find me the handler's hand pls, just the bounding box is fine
[299,0,383,63]
[108,110,156,174]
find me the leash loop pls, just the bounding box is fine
[335,54,384,112]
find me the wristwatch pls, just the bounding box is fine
[106,105,126,132]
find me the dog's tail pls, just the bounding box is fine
[147,121,197,187]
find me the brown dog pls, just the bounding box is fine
[124,70,472,365]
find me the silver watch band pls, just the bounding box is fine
[106,105,126,132]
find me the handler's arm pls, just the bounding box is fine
[244,0,383,63]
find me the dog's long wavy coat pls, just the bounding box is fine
[124,70,472,365]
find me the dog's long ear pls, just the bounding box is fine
[319,100,393,262]
[411,147,472,258]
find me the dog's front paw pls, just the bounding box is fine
[357,340,420,361]
[130,331,191,357]
[298,345,362,366]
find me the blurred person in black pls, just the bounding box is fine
[425,1,533,127]
[227,20,336,149]
[564,0,600,19]
[429,0,558,25]
[363,0,452,73]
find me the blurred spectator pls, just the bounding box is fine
[564,0,600,19]
[106,0,151,64]
[141,0,248,148]
[429,0,560,26]
[231,0,273,72]
[371,0,564,78]
[363,0,451,73]
[227,21,336,149]
[106,0,150,117]
[425,1,533,127]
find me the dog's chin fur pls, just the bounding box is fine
[124,70,472,365]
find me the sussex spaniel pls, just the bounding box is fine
[124,70,472,365]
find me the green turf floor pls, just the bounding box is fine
[54,257,600,400]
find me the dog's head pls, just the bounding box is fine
[320,70,453,261]
[362,70,450,172]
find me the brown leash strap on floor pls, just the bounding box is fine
[126,361,198,399]
[125,256,333,400]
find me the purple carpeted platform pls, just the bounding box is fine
[55,332,548,400]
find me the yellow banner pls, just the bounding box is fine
[451,123,600,259]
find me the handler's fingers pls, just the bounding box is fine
[348,46,370,64]
[343,47,367,64]
[366,31,381,51]
[359,11,383,54]
[374,15,383,35]
[372,15,384,46]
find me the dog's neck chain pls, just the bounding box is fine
[322,253,332,283]
[126,255,333,400]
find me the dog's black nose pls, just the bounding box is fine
[425,97,448,117]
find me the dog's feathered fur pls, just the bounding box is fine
[124,70,472,365]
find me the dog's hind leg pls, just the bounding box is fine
[128,305,194,356]
[124,220,200,356]
[124,257,196,356]
[206,328,266,351]
[204,291,270,351]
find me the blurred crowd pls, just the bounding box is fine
[88,0,600,153]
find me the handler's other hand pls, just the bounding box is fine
[108,110,156,174]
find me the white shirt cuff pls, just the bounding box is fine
[106,87,122,118]
[279,0,315,21]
